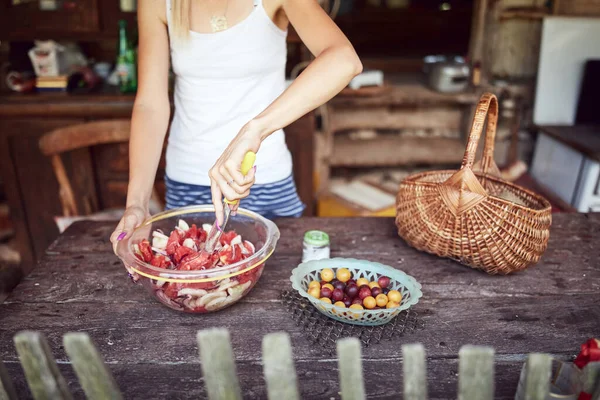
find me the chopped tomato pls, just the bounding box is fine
[208,252,220,268]
[219,244,242,264]
[162,283,179,299]
[179,251,211,271]
[138,240,153,263]
[186,281,217,291]
[166,230,183,255]
[186,224,208,248]
[174,246,195,264]
[185,224,198,240]
[237,265,263,285]
[219,231,238,246]
[198,228,208,244]
[150,255,171,269]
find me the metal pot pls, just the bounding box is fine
[423,55,470,93]
[427,61,470,93]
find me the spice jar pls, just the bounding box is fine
[302,230,330,263]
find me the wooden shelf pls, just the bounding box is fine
[499,8,551,20]
[330,80,481,109]
[330,136,465,167]
[500,10,552,21]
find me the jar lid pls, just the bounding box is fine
[304,230,330,246]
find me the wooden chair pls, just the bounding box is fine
[39,119,163,229]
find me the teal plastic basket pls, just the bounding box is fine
[290,258,422,326]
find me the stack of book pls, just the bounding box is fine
[36,75,68,92]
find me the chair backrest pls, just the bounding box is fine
[39,119,147,217]
[39,120,131,157]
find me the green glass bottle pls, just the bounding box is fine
[116,19,137,93]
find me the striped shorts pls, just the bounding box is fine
[165,174,306,219]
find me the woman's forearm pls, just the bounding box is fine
[126,100,170,209]
[250,45,362,139]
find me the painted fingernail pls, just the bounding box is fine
[117,232,126,241]
[216,220,223,232]
[253,166,257,172]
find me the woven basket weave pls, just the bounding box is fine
[395,93,552,275]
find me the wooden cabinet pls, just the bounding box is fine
[0,0,100,39]
[0,118,82,267]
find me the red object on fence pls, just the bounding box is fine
[575,338,600,400]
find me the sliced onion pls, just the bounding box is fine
[198,291,227,307]
[152,236,168,251]
[182,238,197,250]
[239,243,250,255]
[152,231,169,239]
[151,247,168,256]
[218,280,239,292]
[177,288,208,297]
[231,235,242,246]
[177,219,190,232]
[243,240,255,254]
[227,280,252,300]
[206,297,228,311]
[217,277,231,286]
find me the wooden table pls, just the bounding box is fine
[1,216,599,399]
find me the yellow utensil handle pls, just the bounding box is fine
[224,151,256,206]
[240,151,256,175]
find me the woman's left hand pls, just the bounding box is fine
[209,121,262,225]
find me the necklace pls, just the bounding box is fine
[210,0,230,32]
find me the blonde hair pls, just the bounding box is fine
[171,0,191,41]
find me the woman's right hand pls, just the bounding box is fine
[110,205,149,255]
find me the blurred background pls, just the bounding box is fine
[0,0,599,281]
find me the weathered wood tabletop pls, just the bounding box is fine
[1,215,599,399]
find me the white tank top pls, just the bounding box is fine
[165,0,293,186]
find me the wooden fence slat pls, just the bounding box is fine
[0,358,18,400]
[458,345,494,400]
[402,343,428,400]
[262,332,300,400]
[523,353,551,400]
[337,338,366,400]
[582,362,600,400]
[13,331,73,400]
[63,333,123,400]
[197,328,242,400]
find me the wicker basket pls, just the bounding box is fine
[395,93,552,275]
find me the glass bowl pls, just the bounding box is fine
[116,205,280,313]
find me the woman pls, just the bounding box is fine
[110,0,362,251]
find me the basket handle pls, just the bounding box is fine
[461,93,499,173]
